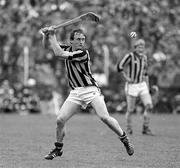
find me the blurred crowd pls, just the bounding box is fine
[0,0,180,114]
[0,79,41,114]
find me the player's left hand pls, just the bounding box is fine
[40,27,49,36]
[47,26,56,35]
[40,26,56,36]
[150,85,159,95]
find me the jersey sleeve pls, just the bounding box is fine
[60,44,70,51]
[117,53,131,72]
[68,49,88,62]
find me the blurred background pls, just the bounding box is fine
[0,0,180,115]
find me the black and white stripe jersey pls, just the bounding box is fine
[117,52,148,83]
[60,45,98,89]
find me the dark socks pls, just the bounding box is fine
[55,142,63,150]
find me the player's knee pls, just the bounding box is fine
[62,130,65,137]
[145,104,153,112]
[57,116,65,127]
[100,115,109,123]
[127,108,135,114]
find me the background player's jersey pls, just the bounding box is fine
[117,52,148,83]
[60,45,98,89]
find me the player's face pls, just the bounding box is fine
[71,32,85,50]
[135,44,145,55]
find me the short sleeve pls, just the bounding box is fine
[68,50,88,62]
[60,44,70,51]
[117,53,131,72]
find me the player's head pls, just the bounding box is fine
[70,29,86,50]
[133,39,145,55]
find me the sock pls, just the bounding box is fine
[143,115,150,129]
[120,131,126,140]
[54,142,63,149]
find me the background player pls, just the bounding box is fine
[117,38,154,135]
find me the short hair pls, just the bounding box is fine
[69,29,86,40]
[133,39,145,48]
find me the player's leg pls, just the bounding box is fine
[140,93,154,135]
[45,100,81,160]
[56,100,81,142]
[124,83,137,134]
[126,95,136,134]
[90,96,134,156]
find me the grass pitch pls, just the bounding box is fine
[0,113,179,168]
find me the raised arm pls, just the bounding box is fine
[40,26,82,59]
[41,27,50,49]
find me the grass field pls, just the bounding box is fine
[0,113,180,168]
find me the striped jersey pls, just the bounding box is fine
[117,52,148,83]
[60,45,98,89]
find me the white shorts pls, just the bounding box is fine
[125,81,150,97]
[66,86,102,109]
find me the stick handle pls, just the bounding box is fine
[54,17,82,30]
[39,12,99,34]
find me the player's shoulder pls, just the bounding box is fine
[124,52,133,58]
[76,48,88,52]
[76,48,88,54]
[59,43,71,50]
[69,48,89,62]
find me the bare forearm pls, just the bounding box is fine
[42,35,50,49]
[49,36,66,59]
[49,36,82,59]
[40,26,82,59]
[40,26,66,58]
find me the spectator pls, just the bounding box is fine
[0,0,179,114]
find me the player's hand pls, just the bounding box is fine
[40,27,49,36]
[40,26,56,36]
[126,78,133,83]
[47,26,56,35]
[150,85,159,95]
